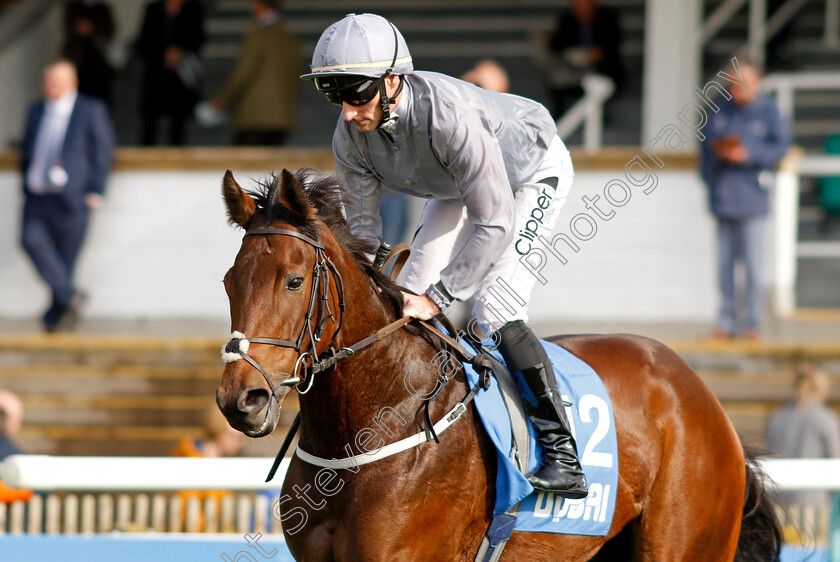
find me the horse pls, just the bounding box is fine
[216,168,782,561]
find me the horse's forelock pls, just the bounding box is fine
[248,169,405,318]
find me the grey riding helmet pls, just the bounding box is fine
[301,13,413,127]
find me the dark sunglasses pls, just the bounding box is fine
[316,77,380,106]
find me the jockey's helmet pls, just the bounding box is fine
[301,13,412,128]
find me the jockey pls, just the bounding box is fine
[302,13,587,499]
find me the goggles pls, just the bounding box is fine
[315,76,380,106]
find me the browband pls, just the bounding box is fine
[245,228,325,250]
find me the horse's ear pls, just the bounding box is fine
[276,168,317,220]
[222,170,256,228]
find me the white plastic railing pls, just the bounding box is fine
[0,455,292,535]
[2,454,839,493]
[763,72,840,123]
[555,74,615,153]
[765,459,840,490]
[0,455,838,538]
[0,455,289,492]
[772,151,840,315]
[762,73,840,315]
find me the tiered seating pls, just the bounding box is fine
[2,331,838,456]
[194,0,646,147]
[674,339,840,445]
[0,334,278,456]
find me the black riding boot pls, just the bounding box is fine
[496,320,588,498]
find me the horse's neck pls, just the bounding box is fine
[295,254,454,457]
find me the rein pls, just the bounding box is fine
[287,318,493,475]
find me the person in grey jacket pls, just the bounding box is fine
[302,13,586,498]
[701,59,790,339]
[766,363,840,507]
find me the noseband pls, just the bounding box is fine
[222,227,346,398]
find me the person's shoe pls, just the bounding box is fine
[527,459,589,498]
[743,329,760,340]
[710,328,733,340]
[54,292,86,332]
[43,298,63,330]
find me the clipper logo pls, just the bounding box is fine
[515,182,558,256]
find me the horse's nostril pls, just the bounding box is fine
[239,388,270,414]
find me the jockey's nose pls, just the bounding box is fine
[342,102,359,122]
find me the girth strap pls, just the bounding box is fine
[474,504,521,562]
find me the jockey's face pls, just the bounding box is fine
[342,75,402,133]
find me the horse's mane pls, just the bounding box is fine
[248,168,405,318]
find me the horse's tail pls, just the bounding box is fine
[734,444,783,562]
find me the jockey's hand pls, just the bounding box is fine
[402,292,440,320]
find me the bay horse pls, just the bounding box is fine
[216,169,781,561]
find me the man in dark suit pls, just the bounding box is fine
[20,60,115,332]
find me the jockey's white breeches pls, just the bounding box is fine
[402,135,573,333]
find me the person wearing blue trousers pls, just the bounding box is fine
[701,58,790,339]
[20,60,115,332]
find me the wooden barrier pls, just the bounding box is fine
[0,146,700,173]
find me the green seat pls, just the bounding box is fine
[819,133,840,215]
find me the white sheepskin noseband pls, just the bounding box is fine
[221,331,250,364]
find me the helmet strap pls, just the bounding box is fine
[377,76,403,131]
[376,20,403,131]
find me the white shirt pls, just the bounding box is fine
[26,90,78,194]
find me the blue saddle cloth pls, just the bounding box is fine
[461,338,619,536]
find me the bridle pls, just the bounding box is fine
[222,226,346,398]
[222,224,496,482]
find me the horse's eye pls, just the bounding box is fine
[286,276,305,291]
